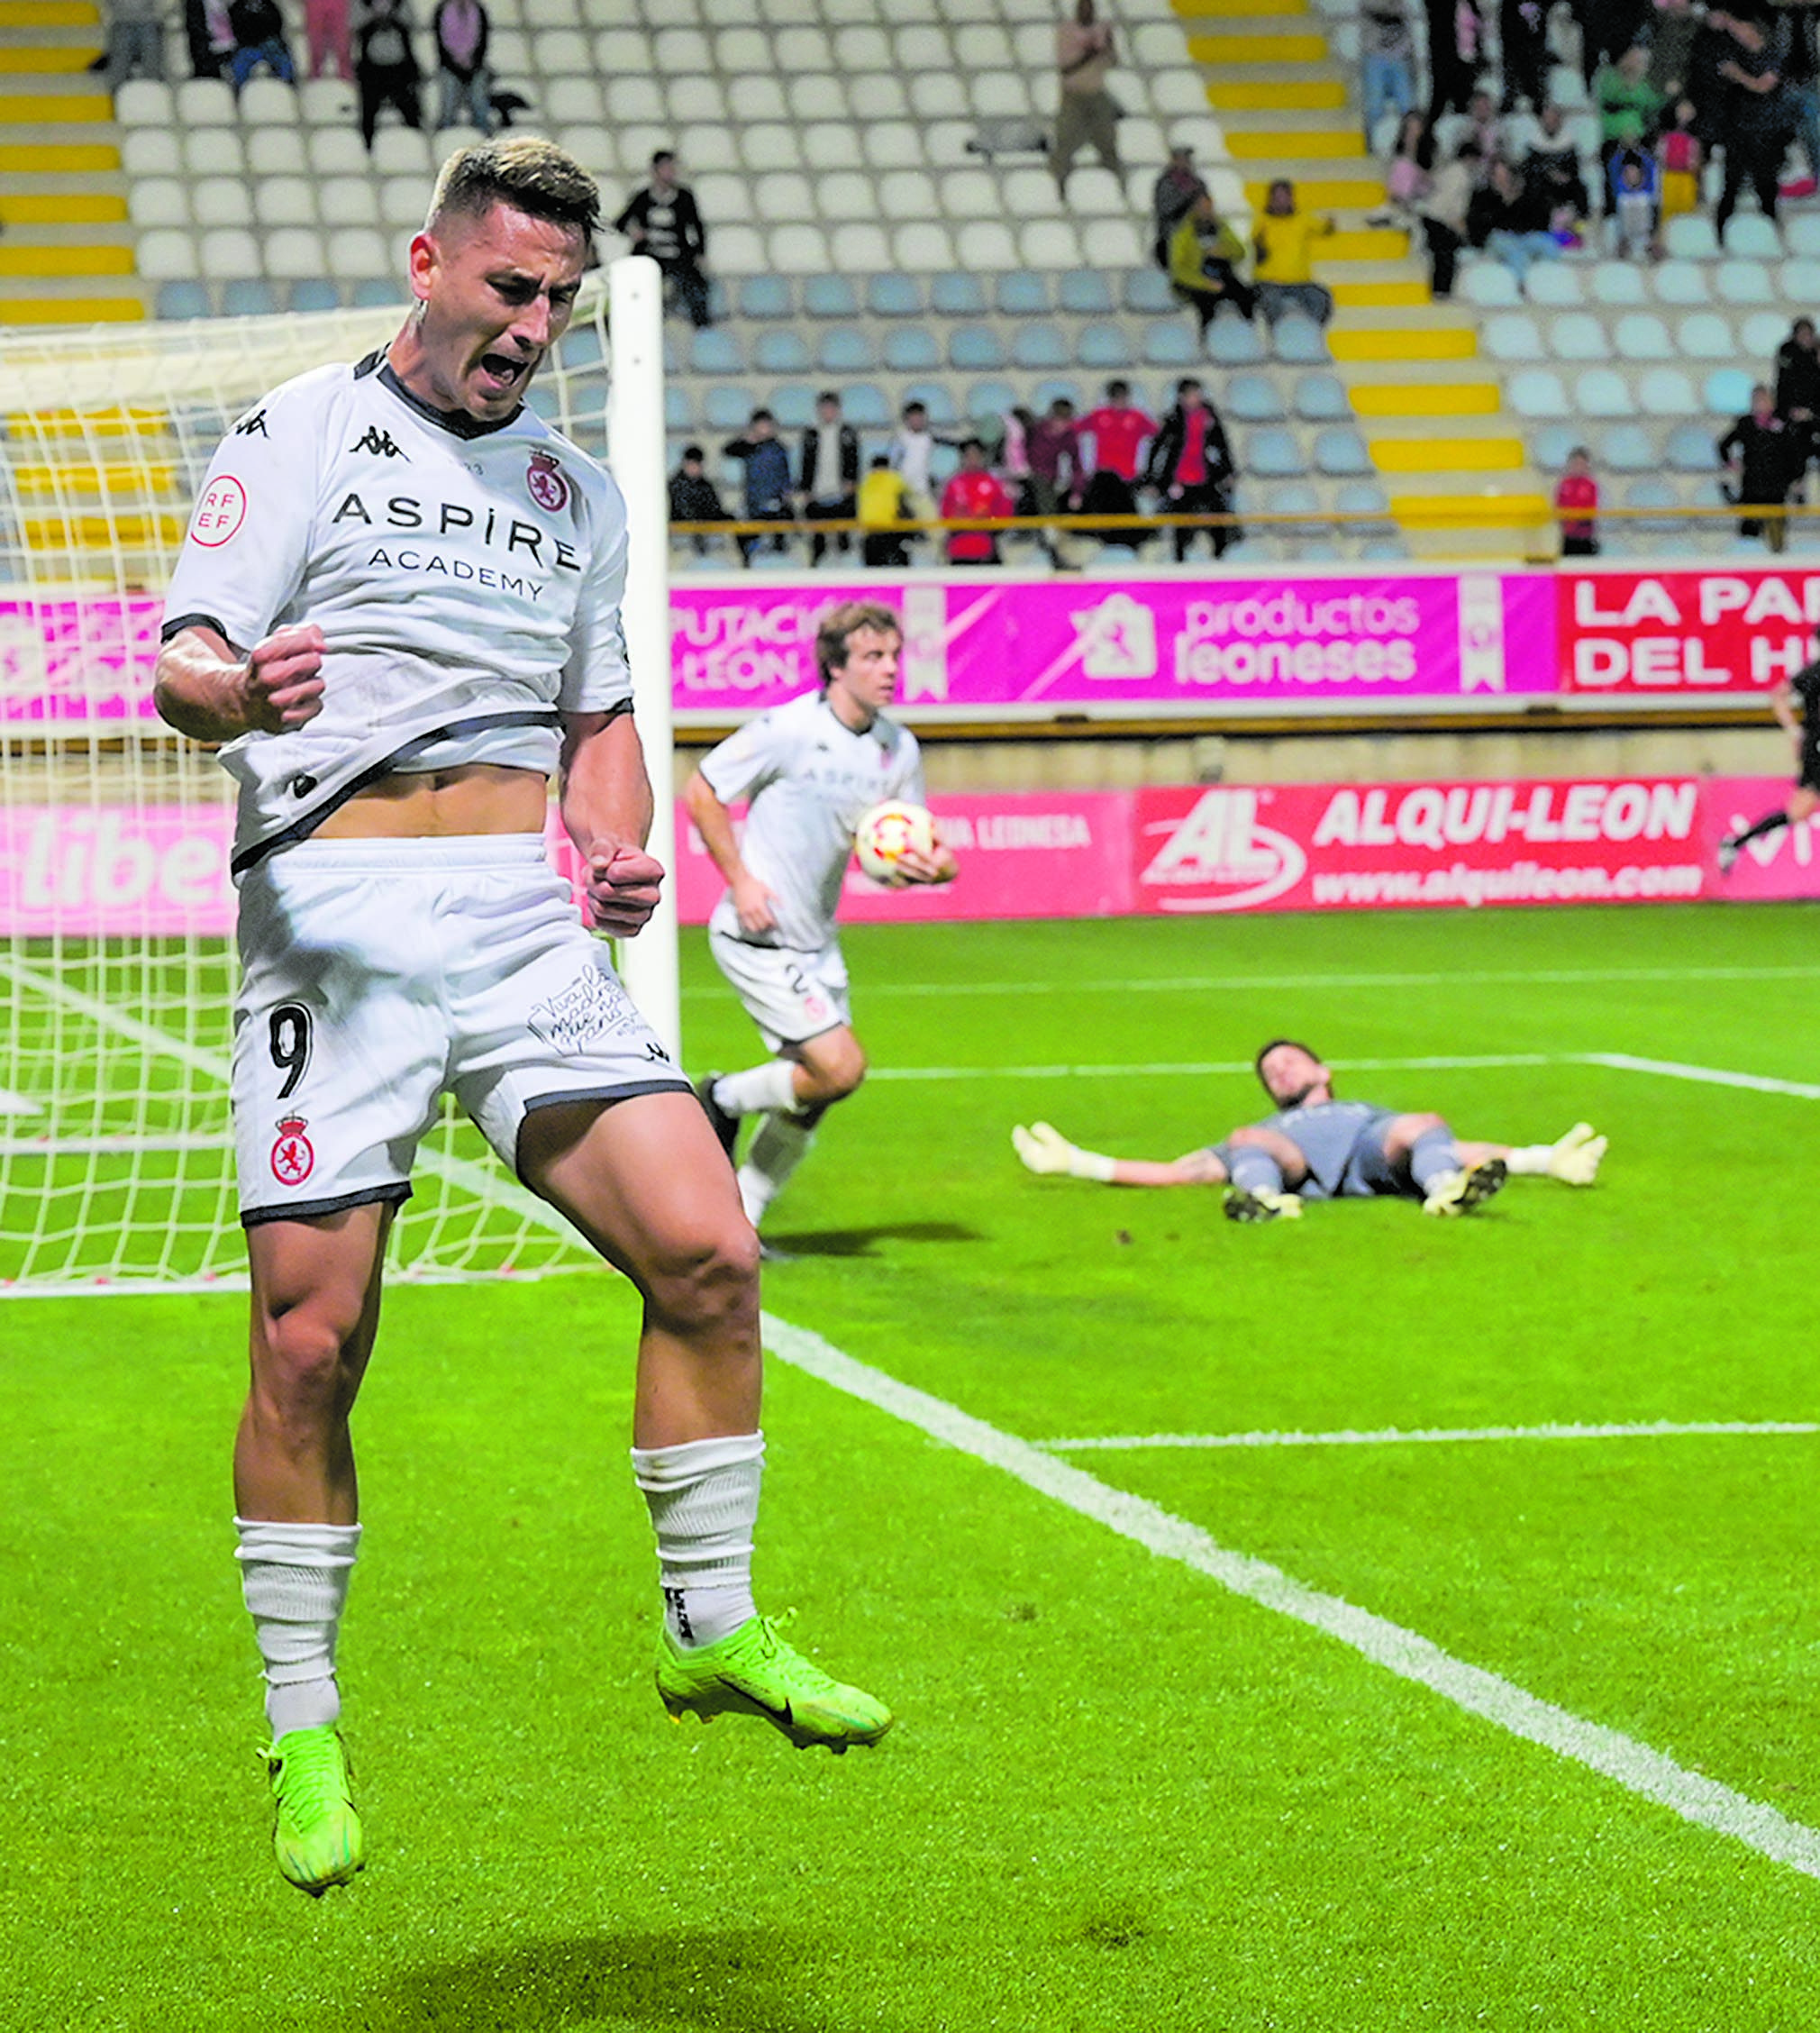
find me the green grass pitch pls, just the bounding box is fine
[4,901,1819,2031]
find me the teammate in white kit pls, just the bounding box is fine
[153,140,890,1901]
[686,601,958,1237]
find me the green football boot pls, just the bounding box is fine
[655,1615,893,1754]
[1422,1157,1508,1217]
[264,1727,364,1896]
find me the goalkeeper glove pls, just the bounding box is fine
[1011,1121,1117,1182]
[1546,1122,1606,1185]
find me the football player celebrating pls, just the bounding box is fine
[1014,1038,1606,1219]
[686,601,957,1239]
[155,139,889,1899]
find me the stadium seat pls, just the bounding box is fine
[123,129,181,177]
[669,77,729,125]
[803,274,860,317]
[1142,322,1198,367]
[1781,258,1820,302]
[1664,214,1722,260]
[1081,218,1143,269]
[350,275,404,306]
[1076,324,1133,369]
[859,113,918,167]
[221,278,280,316]
[996,271,1051,315]
[328,230,389,281]
[1011,324,1070,369]
[1573,367,1632,415]
[170,77,232,126]
[262,227,326,282]
[1124,269,1178,315]
[877,169,938,222]
[949,324,1009,370]
[831,224,892,273]
[704,385,755,433]
[1060,271,1116,315]
[307,128,368,177]
[663,386,692,433]
[691,326,746,375]
[1716,260,1775,305]
[1226,370,1285,423]
[1333,477,1393,524]
[1705,366,1753,414]
[130,178,187,229]
[1723,214,1783,257]
[738,274,793,319]
[1528,422,1581,470]
[884,326,942,371]
[156,279,212,320]
[741,126,803,173]
[769,224,831,274]
[957,221,1018,269]
[1245,426,1308,478]
[1312,427,1372,477]
[114,78,174,126]
[256,177,318,229]
[1483,314,1545,361]
[1032,377,1082,411]
[841,383,893,428]
[867,273,924,316]
[320,178,379,229]
[1742,309,1790,358]
[694,172,753,226]
[241,77,296,125]
[1002,168,1064,224]
[1651,260,1708,305]
[1020,221,1086,269]
[298,76,356,125]
[137,229,199,280]
[1598,421,1657,472]
[1666,421,1719,471]
[1506,369,1570,418]
[1271,316,1331,366]
[1677,311,1735,359]
[818,325,877,370]
[817,170,877,223]
[199,227,260,280]
[1460,262,1520,307]
[1294,373,1351,422]
[1614,313,1674,360]
[931,270,988,315]
[753,330,813,374]
[894,223,956,271]
[1547,311,1607,360]
[1785,214,1820,258]
[902,380,960,425]
[1524,262,1583,306]
[193,178,253,230]
[1206,315,1267,367]
[967,378,1017,419]
[910,73,969,119]
[710,226,767,277]
[1588,260,1648,306]
[760,385,812,430]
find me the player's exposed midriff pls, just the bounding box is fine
[314,761,550,839]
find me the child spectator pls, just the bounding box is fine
[858,455,914,569]
[304,0,350,80]
[227,0,296,88]
[1608,147,1661,259]
[1360,0,1416,149]
[355,0,422,146]
[669,444,729,558]
[1554,445,1600,555]
[1656,98,1702,217]
[722,409,794,566]
[1595,44,1663,187]
[940,439,1015,566]
[1375,110,1433,228]
[1251,178,1334,323]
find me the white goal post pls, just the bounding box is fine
[0,264,677,1294]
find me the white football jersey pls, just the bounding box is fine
[697,688,924,953]
[162,351,632,874]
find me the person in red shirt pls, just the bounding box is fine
[940,438,1015,565]
[1554,443,1599,557]
[1143,376,1238,560]
[1077,378,1158,550]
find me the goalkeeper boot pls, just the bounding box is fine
[1224,1185,1303,1223]
[694,1075,740,1161]
[655,1614,893,1754]
[265,1727,364,1897]
[1422,1157,1507,1217]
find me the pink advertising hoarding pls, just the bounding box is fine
[671,571,1558,715]
[0,598,163,723]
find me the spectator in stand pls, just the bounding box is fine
[1375,109,1433,227]
[1607,146,1661,257]
[999,404,1035,513]
[1470,155,1564,276]
[1424,0,1479,118]
[1655,97,1703,218]
[1151,142,1207,267]
[227,0,295,88]
[1779,5,1820,201]
[1576,0,1650,91]
[1715,11,1791,235]
[1251,179,1335,324]
[431,0,492,132]
[1168,189,1257,328]
[723,410,794,567]
[1500,0,1550,113]
[1053,0,1125,200]
[1774,315,1820,481]
[1439,83,1506,180]
[304,0,350,80]
[941,440,1015,567]
[104,0,167,84]
[1595,44,1663,188]
[1555,444,1601,555]
[1146,377,1239,561]
[1078,379,1156,514]
[355,0,421,146]
[1417,134,1475,296]
[614,152,713,330]
[1523,102,1592,223]
[1646,0,1700,105]
[184,0,232,77]
[1719,383,1799,551]
[1360,0,1417,147]
[858,455,914,569]
[669,443,730,558]
[1028,397,1084,564]
[798,391,860,568]
[888,399,948,524]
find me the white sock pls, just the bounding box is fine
[234,1517,362,1737]
[713,1060,800,1118]
[736,1111,817,1226]
[630,1432,763,1649]
[1505,1144,1551,1175]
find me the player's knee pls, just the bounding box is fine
[802,1040,867,1101]
[643,1220,760,1337]
[253,1299,361,1420]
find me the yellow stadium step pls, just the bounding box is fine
[0,89,109,120]
[9,405,169,437]
[1390,490,1552,531]
[0,140,116,169]
[1331,278,1430,307]
[1245,176,1382,207]
[1371,436,1526,473]
[1176,0,1309,14]
[1331,325,1478,361]
[0,1,101,19]
[1207,77,1346,109]
[1321,227,1408,260]
[1188,31,1327,59]
[0,242,131,275]
[14,460,176,497]
[1350,381,1504,418]
[0,191,126,223]
[0,295,142,324]
[23,508,187,548]
[0,44,101,68]
[1225,127,1365,159]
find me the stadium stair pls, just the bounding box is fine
[0,0,141,323]
[1172,0,1550,556]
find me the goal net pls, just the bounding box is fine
[0,283,636,1294]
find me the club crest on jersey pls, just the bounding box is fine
[527,449,569,514]
[270,1116,315,1186]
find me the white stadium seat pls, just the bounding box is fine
[245,127,306,176]
[1523,262,1582,306]
[1460,262,1520,307]
[122,130,181,177]
[1614,313,1674,360]
[307,128,369,177]
[739,124,801,172]
[1574,367,1633,415]
[1651,259,1708,305]
[1677,312,1734,358]
[239,77,296,124]
[1716,260,1774,305]
[830,223,892,271]
[1544,310,1606,360]
[894,222,957,270]
[183,128,243,175]
[1588,260,1647,305]
[263,228,328,281]
[115,78,174,126]
[1635,367,1699,415]
[129,178,187,229]
[318,178,378,230]
[136,228,200,280]
[176,77,234,125]
[1506,369,1570,418]
[192,177,253,229]
[326,228,390,280]
[253,177,317,228]
[199,226,260,279]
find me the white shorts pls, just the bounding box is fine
[706,926,851,1054]
[233,834,688,1224]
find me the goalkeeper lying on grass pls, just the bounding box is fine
[1013,1037,1606,1223]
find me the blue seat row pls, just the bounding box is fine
[733,268,1180,321]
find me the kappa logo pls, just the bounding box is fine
[1139,788,1306,913]
[234,408,268,438]
[349,424,407,459]
[527,449,570,513]
[270,1115,315,1186]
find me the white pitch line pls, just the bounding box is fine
[1042,1419,1820,1453]
[1582,1053,1820,1101]
[764,1312,1820,1882]
[870,1053,1555,1083]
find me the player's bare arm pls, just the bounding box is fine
[560,708,664,938]
[1011,1121,1230,1187]
[152,621,325,743]
[683,766,778,933]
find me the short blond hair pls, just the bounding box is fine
[815,600,902,687]
[427,135,601,240]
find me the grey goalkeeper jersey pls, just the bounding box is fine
[1253,1099,1397,1199]
[697,689,924,953]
